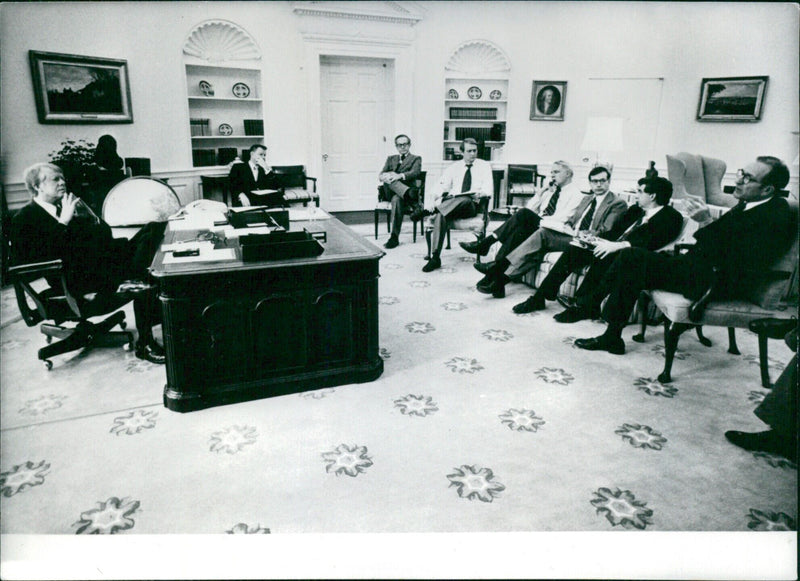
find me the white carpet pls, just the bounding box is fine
[0,221,796,578]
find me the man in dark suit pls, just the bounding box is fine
[725,325,797,462]
[477,165,627,299]
[513,175,683,316]
[11,163,167,363]
[575,156,794,355]
[229,144,283,207]
[378,134,422,249]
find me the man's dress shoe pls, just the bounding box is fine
[553,306,593,323]
[725,430,797,462]
[384,236,399,249]
[135,341,166,364]
[574,335,625,355]
[422,256,441,272]
[410,207,430,222]
[512,294,545,314]
[556,294,578,310]
[748,318,797,340]
[477,276,506,298]
[473,261,495,275]
[459,239,491,257]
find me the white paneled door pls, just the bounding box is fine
[320,56,395,212]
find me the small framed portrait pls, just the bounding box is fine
[29,50,133,124]
[531,81,567,121]
[696,76,768,122]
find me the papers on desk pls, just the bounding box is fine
[289,207,331,221]
[251,189,280,196]
[169,212,228,231]
[162,241,236,264]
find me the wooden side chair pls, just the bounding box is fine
[271,165,319,207]
[374,170,425,242]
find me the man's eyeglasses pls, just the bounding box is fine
[737,169,760,185]
[589,178,608,184]
[395,142,411,148]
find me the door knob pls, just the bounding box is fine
[322,154,328,162]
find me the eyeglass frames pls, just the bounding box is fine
[736,169,760,184]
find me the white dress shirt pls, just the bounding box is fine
[528,181,583,224]
[437,158,493,201]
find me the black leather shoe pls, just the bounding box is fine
[554,306,592,323]
[410,207,431,222]
[748,318,797,340]
[574,335,625,355]
[725,430,797,462]
[384,236,399,249]
[512,294,545,314]
[477,276,507,298]
[473,261,495,275]
[459,239,491,257]
[422,256,441,272]
[135,341,166,364]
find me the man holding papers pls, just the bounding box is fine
[229,144,284,207]
[416,138,493,272]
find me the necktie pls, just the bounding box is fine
[541,186,561,216]
[461,164,472,193]
[397,155,406,171]
[577,197,597,231]
[55,203,62,218]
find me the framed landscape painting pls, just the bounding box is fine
[29,50,133,124]
[696,76,767,122]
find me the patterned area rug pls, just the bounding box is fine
[0,222,796,577]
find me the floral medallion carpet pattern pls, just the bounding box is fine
[0,223,796,541]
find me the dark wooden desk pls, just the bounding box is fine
[151,217,384,412]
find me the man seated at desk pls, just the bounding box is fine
[11,163,167,363]
[229,144,284,208]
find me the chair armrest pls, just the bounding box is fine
[8,259,81,326]
[306,176,317,193]
[688,266,719,323]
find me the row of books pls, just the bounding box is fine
[449,107,497,120]
[190,118,264,136]
[453,123,506,142]
[192,148,244,167]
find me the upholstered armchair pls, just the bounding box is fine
[665,152,736,208]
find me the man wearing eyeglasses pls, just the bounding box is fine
[574,156,794,355]
[474,164,626,298]
[378,134,422,249]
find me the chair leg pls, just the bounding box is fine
[632,291,650,343]
[374,210,379,239]
[727,327,740,355]
[695,326,712,347]
[756,331,771,388]
[412,220,417,243]
[658,322,693,383]
[445,228,451,250]
[37,310,130,368]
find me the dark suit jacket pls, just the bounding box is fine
[684,195,793,299]
[379,153,422,201]
[10,201,129,296]
[565,192,627,235]
[602,204,684,251]
[229,162,281,206]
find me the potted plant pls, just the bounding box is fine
[48,139,97,195]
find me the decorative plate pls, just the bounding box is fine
[467,86,482,100]
[232,82,250,99]
[199,80,214,97]
[218,123,233,136]
[448,88,459,99]
[489,90,502,100]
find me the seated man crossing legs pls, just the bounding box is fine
[379,134,422,249]
[512,175,683,316]
[417,138,493,272]
[477,164,627,299]
[573,156,794,355]
[462,160,584,296]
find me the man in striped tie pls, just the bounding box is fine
[461,160,583,292]
[513,175,683,316]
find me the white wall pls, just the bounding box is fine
[2,1,798,205]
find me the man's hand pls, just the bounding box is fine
[592,239,628,259]
[255,158,272,174]
[380,171,400,184]
[58,192,80,224]
[682,194,712,225]
[238,193,252,207]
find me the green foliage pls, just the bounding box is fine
[48,139,97,187]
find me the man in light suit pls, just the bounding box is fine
[574,156,794,356]
[513,175,683,315]
[378,134,422,249]
[229,144,283,207]
[417,138,493,272]
[477,165,627,299]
